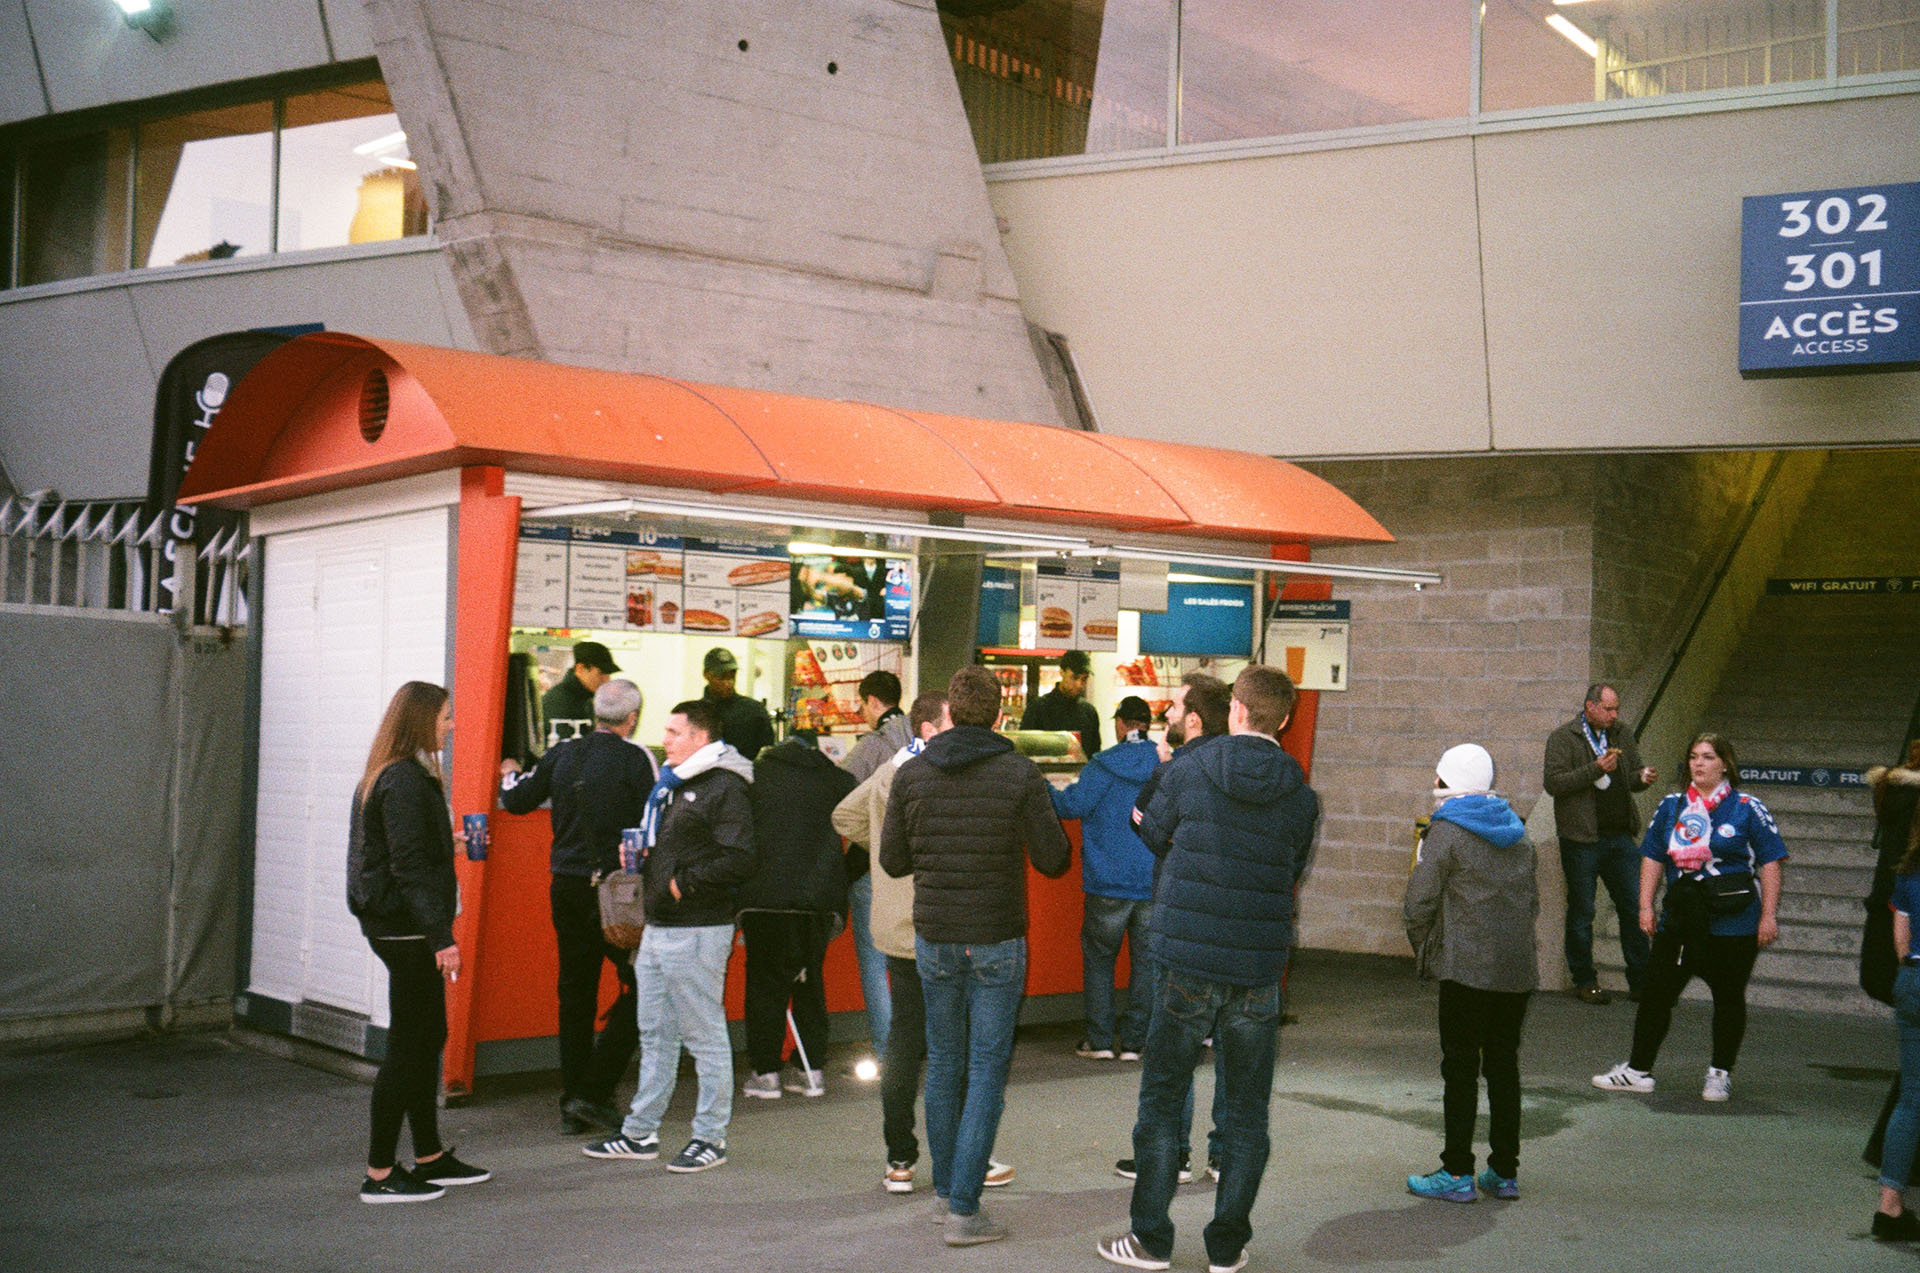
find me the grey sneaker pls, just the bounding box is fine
[944,1208,1008,1247]
[782,1067,826,1097]
[742,1071,782,1099]
[1098,1231,1172,1270]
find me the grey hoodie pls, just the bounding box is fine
[1403,793,1539,993]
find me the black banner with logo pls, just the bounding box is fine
[146,330,303,611]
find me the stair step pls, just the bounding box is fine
[1779,893,1865,924]
[1785,840,1879,869]
[1792,866,1875,898]
[1751,788,1880,815]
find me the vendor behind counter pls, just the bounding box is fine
[1019,649,1102,756]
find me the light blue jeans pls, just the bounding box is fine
[623,923,735,1146]
[918,935,1026,1216]
[849,872,892,1048]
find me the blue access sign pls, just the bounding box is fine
[1739,181,1920,376]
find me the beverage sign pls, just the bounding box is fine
[1739,181,1920,376]
[1265,600,1351,692]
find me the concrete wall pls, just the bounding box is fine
[365,0,1064,424]
[988,93,1920,456]
[1292,454,1599,956]
[0,243,475,499]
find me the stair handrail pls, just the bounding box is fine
[1632,452,1790,744]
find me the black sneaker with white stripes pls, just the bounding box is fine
[360,1167,445,1205]
[584,1133,660,1160]
[666,1138,727,1173]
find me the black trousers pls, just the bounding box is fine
[1629,924,1760,1072]
[882,955,927,1164]
[740,911,834,1077]
[368,938,446,1170]
[550,874,638,1105]
[1437,980,1529,1179]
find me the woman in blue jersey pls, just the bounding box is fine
[1871,743,1920,1242]
[1592,733,1786,1103]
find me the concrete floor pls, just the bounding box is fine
[0,950,1911,1273]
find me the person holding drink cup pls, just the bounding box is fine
[347,680,491,1203]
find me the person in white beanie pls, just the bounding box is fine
[1403,744,1538,1204]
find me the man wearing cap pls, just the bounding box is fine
[1052,696,1162,1061]
[1020,650,1102,756]
[543,641,620,733]
[701,647,777,761]
[1543,683,1659,1004]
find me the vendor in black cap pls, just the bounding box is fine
[542,641,620,734]
[702,646,777,761]
[1020,649,1102,756]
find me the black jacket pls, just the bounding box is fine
[1138,733,1318,986]
[644,768,758,926]
[704,689,777,761]
[737,737,858,917]
[347,758,458,950]
[879,725,1071,945]
[542,672,597,727]
[499,729,660,877]
[1020,687,1102,756]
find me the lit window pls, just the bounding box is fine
[1838,0,1920,75]
[1178,0,1471,144]
[278,82,429,252]
[1483,0,1827,113]
[941,0,1171,163]
[20,129,133,285]
[135,103,275,267]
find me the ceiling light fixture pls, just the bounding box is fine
[112,0,173,40]
[352,131,409,156]
[1545,13,1600,58]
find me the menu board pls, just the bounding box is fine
[790,554,912,641]
[1265,600,1351,692]
[513,525,570,627]
[681,537,791,640]
[1037,560,1120,652]
[512,527,787,639]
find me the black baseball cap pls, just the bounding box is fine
[703,647,739,675]
[1114,695,1152,725]
[572,641,619,673]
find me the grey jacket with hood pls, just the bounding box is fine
[1403,793,1539,993]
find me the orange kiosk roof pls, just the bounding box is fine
[177,332,1392,546]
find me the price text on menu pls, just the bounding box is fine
[1739,181,1920,376]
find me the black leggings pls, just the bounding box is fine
[368,938,447,1170]
[1629,925,1760,1073]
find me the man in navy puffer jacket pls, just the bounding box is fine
[1053,695,1162,1060]
[1099,667,1318,1273]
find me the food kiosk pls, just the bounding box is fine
[176,331,1428,1092]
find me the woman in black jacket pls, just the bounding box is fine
[347,680,490,1203]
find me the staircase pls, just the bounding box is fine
[1599,450,1920,1016]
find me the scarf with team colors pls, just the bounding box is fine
[1667,781,1730,872]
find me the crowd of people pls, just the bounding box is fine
[341,657,1920,1254]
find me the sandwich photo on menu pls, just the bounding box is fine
[1039,606,1073,639]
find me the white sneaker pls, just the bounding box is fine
[742,1071,782,1099]
[983,1159,1014,1188]
[1592,1062,1655,1093]
[782,1067,826,1097]
[1209,1244,1251,1273]
[1702,1066,1731,1101]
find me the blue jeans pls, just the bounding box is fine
[917,935,1026,1216]
[1083,894,1151,1051]
[1131,963,1285,1267]
[1138,953,1226,1157]
[623,923,735,1146]
[849,873,892,1049]
[1560,834,1651,993]
[1881,965,1920,1190]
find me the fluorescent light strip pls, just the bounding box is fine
[1545,13,1600,58]
[352,130,409,157]
[522,497,1094,552]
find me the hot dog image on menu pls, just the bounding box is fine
[727,559,789,589]
[682,608,731,633]
[1082,618,1118,640]
[737,609,783,638]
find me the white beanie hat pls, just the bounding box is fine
[1435,743,1495,794]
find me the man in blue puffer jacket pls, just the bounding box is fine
[1053,695,1163,1061]
[1098,667,1318,1273]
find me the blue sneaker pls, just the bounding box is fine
[1407,1168,1476,1202]
[1476,1169,1519,1200]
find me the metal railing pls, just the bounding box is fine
[0,492,248,626]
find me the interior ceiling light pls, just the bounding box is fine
[353,131,409,157]
[113,0,173,40]
[1545,13,1600,58]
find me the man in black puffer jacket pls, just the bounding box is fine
[737,732,857,1100]
[1099,666,1318,1273]
[880,665,1070,1247]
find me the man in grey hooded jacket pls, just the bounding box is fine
[1403,743,1538,1204]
